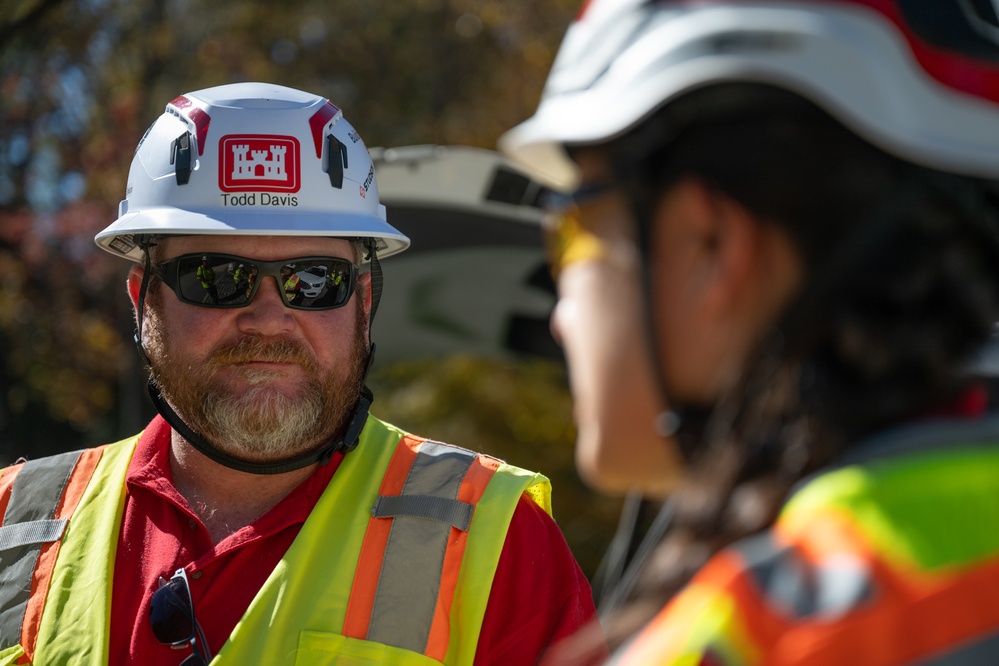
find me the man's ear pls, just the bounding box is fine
[356,270,374,342]
[357,271,373,314]
[126,265,145,326]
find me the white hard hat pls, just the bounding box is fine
[499,0,999,190]
[96,82,410,261]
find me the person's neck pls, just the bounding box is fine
[169,431,317,545]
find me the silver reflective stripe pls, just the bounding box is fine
[366,442,477,654]
[0,450,82,650]
[372,495,473,531]
[0,520,67,552]
[735,532,873,620]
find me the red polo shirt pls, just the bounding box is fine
[107,416,604,664]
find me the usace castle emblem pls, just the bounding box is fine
[219,135,301,195]
[231,143,288,180]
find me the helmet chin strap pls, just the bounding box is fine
[133,239,379,476]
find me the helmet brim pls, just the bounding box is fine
[96,207,410,262]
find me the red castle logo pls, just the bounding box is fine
[219,135,300,193]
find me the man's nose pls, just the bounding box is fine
[237,275,295,334]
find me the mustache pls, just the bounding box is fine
[207,336,316,370]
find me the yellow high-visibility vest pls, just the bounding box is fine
[0,416,550,665]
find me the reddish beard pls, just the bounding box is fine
[144,297,369,463]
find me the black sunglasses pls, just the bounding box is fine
[149,568,212,665]
[155,253,359,311]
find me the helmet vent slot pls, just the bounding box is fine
[171,133,193,185]
[326,134,349,189]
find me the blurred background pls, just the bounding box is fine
[0,0,625,579]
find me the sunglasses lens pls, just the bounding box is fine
[171,255,354,310]
[279,258,353,309]
[543,208,606,278]
[149,577,195,645]
[174,255,252,307]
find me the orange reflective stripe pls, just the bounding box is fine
[771,554,999,665]
[652,509,999,665]
[0,463,25,525]
[342,434,425,640]
[620,551,761,664]
[54,448,105,520]
[424,455,500,661]
[20,446,105,663]
[714,552,788,656]
[344,437,501,660]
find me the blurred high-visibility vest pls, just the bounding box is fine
[617,418,999,665]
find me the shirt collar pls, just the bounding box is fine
[125,414,345,529]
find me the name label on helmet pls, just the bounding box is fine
[220,192,299,207]
[219,135,301,193]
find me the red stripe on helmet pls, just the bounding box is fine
[309,100,342,159]
[169,95,212,156]
[837,0,999,104]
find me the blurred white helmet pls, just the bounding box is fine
[96,82,410,261]
[500,0,999,189]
